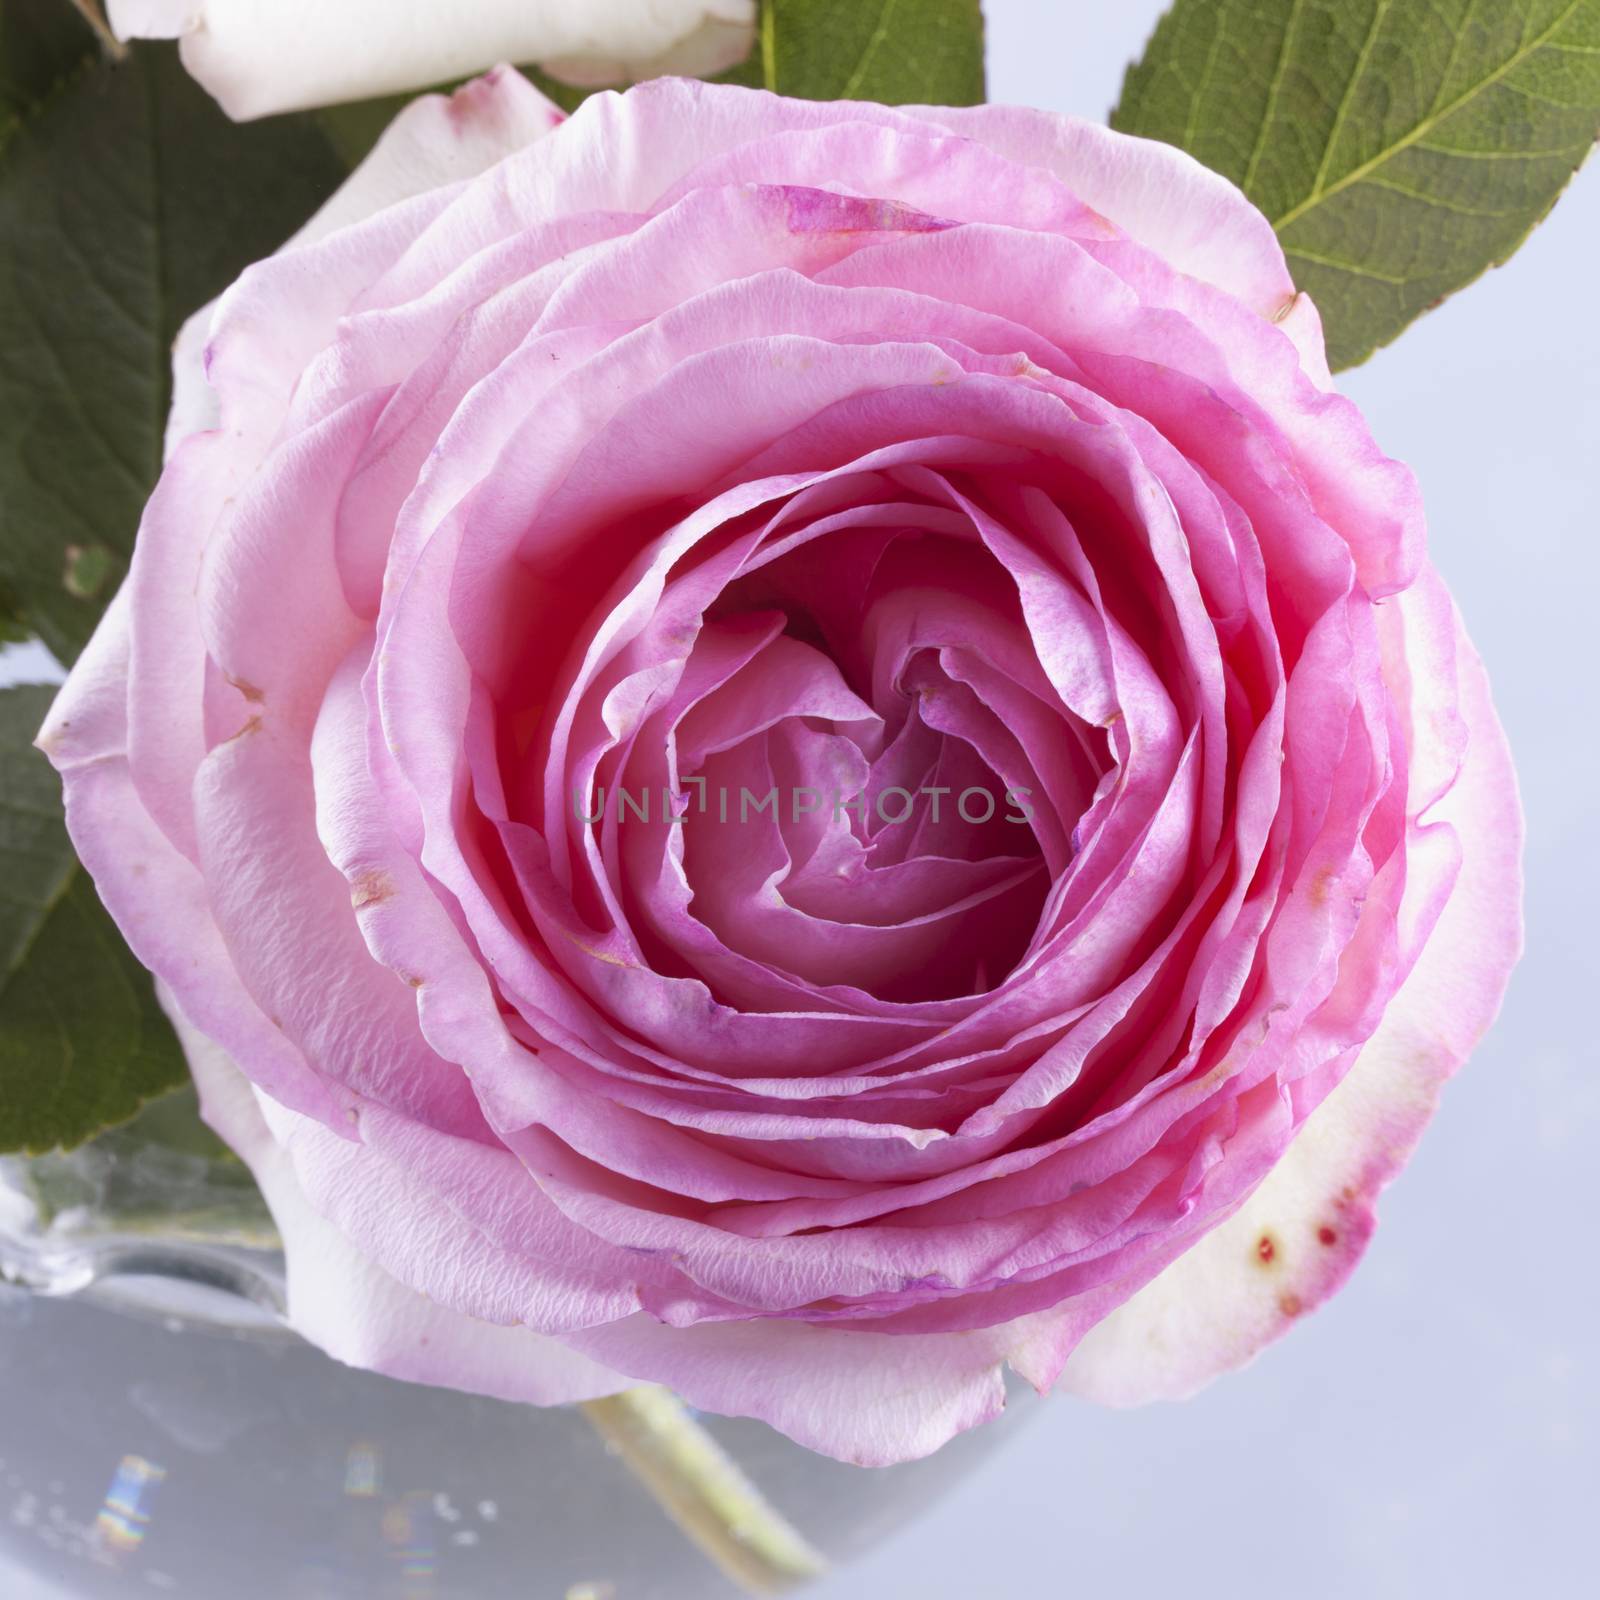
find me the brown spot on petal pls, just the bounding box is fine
[566,931,635,968]
[1279,1292,1304,1318]
[226,673,265,704]
[1308,866,1338,907]
[350,870,394,910]
[1255,1232,1279,1267]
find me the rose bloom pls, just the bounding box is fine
[43,71,1521,1465]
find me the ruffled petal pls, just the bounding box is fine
[1059,582,1521,1402]
[173,990,632,1402]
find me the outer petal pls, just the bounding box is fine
[107,0,755,120]
[134,64,563,862]
[562,1315,1009,1468]
[1058,587,1522,1403]
[169,972,1020,1465]
[171,987,631,1405]
[917,105,1294,315]
[36,586,347,1125]
[166,67,563,456]
[916,103,1334,385]
[283,66,566,244]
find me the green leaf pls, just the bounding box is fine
[741,0,984,101]
[1113,0,1600,370]
[0,685,189,1155]
[0,0,97,136]
[0,42,346,664]
[0,573,28,643]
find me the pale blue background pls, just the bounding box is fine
[3,2,1594,1595]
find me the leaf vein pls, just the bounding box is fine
[1271,0,1593,229]
[1242,0,1308,194]
[1285,246,1412,284]
[1365,173,1531,215]
[1310,0,1395,196]
[840,0,903,100]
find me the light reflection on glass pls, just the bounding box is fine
[92,1452,166,1563]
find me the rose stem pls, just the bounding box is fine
[579,1386,829,1595]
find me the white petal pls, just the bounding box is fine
[108,0,756,120]
[285,67,565,246]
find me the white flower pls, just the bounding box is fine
[107,0,757,120]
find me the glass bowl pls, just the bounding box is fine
[1,1094,1030,1599]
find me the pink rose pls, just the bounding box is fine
[42,70,1522,1465]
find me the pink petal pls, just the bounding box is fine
[1059,580,1521,1402]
